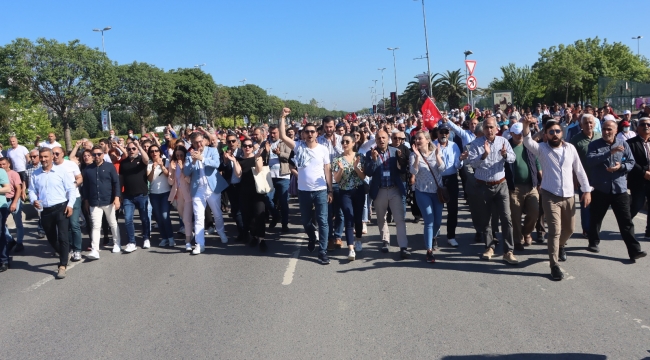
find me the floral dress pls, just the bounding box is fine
[331,154,365,190]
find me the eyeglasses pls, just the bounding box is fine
[547,129,562,135]
[341,140,352,144]
[150,149,160,153]
[92,153,104,157]
[439,130,450,134]
[242,144,254,148]
[228,140,237,143]
[52,152,62,156]
[392,137,405,141]
[304,130,316,134]
[128,147,137,151]
[30,155,38,158]
[639,123,650,128]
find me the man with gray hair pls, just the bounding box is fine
[570,114,600,237]
[627,117,650,237]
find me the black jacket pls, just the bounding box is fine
[627,136,650,190]
[505,140,539,191]
[82,162,120,207]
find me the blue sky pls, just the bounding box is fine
[1,0,645,111]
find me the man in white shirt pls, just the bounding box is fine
[37,133,62,149]
[317,116,344,249]
[6,137,29,196]
[52,147,83,262]
[522,116,592,281]
[279,108,333,265]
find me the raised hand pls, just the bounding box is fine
[353,155,360,169]
[337,159,344,170]
[281,107,291,118]
[170,160,177,170]
[483,140,491,155]
[610,145,624,155]
[500,143,507,157]
[460,150,469,161]
[371,149,379,161]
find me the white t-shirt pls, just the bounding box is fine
[55,159,81,198]
[147,159,172,194]
[6,145,29,172]
[39,141,62,149]
[294,141,330,191]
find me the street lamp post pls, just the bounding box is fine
[415,0,433,97]
[387,47,400,114]
[240,79,247,86]
[632,36,643,56]
[92,26,112,54]
[464,50,473,109]
[378,68,386,112]
[194,63,206,70]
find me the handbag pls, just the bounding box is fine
[252,152,273,194]
[422,153,450,204]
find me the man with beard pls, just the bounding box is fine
[317,116,344,249]
[585,120,646,261]
[628,117,650,237]
[522,117,592,280]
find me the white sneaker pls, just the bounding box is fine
[159,239,168,247]
[168,238,176,247]
[143,240,151,249]
[218,230,229,244]
[124,243,137,253]
[112,245,122,253]
[72,251,82,262]
[362,223,368,234]
[185,243,192,252]
[205,226,216,235]
[87,249,100,260]
[354,240,363,252]
[192,244,204,255]
[348,249,356,261]
[447,238,459,247]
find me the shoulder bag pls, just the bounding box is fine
[422,152,450,204]
[252,151,273,194]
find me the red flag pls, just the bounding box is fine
[421,97,442,130]
[345,113,351,121]
[351,112,357,121]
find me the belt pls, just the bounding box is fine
[42,202,66,213]
[476,177,506,186]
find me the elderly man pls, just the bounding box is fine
[570,114,600,237]
[6,136,29,196]
[467,116,518,264]
[627,117,650,237]
[585,120,646,261]
[52,147,83,261]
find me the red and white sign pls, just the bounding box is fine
[465,60,476,75]
[466,76,478,91]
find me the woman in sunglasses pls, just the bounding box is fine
[226,139,268,251]
[168,145,194,251]
[332,133,366,260]
[147,144,175,247]
[410,130,445,263]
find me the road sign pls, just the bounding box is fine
[467,76,478,91]
[465,60,476,75]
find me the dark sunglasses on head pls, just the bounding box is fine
[242,144,254,148]
[92,153,103,157]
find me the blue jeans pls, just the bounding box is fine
[576,187,590,233]
[339,188,365,246]
[68,197,82,252]
[272,178,290,226]
[297,189,329,254]
[149,192,174,241]
[415,190,444,250]
[123,194,151,244]
[0,207,8,264]
[328,183,344,240]
[4,199,24,244]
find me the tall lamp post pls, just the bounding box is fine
[239,79,247,86]
[415,0,433,97]
[378,68,386,112]
[387,47,400,113]
[92,26,112,54]
[464,50,473,109]
[632,36,643,56]
[194,63,206,70]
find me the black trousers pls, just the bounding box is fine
[442,174,459,239]
[41,202,70,267]
[226,184,244,235]
[588,190,642,259]
[629,183,650,235]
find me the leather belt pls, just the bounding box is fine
[476,177,506,186]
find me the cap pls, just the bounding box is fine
[438,122,450,130]
[622,120,630,127]
[496,114,501,118]
[509,115,517,119]
[510,122,524,135]
[623,110,631,115]
[603,114,616,121]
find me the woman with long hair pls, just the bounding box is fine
[168,145,194,251]
[356,128,375,234]
[410,130,446,263]
[332,133,366,260]
[147,144,175,247]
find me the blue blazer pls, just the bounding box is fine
[364,146,407,200]
[183,146,229,197]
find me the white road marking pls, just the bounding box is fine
[282,236,304,286]
[22,259,81,292]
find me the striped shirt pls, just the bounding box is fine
[523,133,592,197]
[467,136,515,182]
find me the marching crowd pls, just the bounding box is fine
[0,102,648,281]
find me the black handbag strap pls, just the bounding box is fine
[420,151,444,189]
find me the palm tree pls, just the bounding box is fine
[432,69,467,110]
[400,81,422,113]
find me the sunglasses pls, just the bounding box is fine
[547,129,562,135]
[228,139,237,143]
[242,144,254,148]
[392,137,405,141]
[303,130,316,134]
[639,123,650,128]
[92,153,103,157]
[52,152,62,156]
[150,149,160,153]
[30,155,38,158]
[341,140,352,144]
[439,130,450,134]
[128,147,137,151]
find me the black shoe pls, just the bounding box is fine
[307,239,316,252]
[37,231,45,239]
[536,232,546,244]
[7,240,16,252]
[426,250,435,263]
[645,232,650,239]
[258,240,268,252]
[412,216,421,223]
[551,265,564,281]
[587,244,600,253]
[400,248,410,259]
[474,233,482,243]
[14,243,24,253]
[631,251,647,260]
[318,253,330,265]
[103,238,110,246]
[248,236,260,248]
[281,225,290,233]
[0,263,7,273]
[514,242,525,251]
[269,218,278,229]
[381,242,389,253]
[559,247,567,261]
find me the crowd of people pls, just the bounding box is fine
[0,102,648,281]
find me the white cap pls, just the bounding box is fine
[510,122,524,135]
[603,114,616,121]
[623,110,631,115]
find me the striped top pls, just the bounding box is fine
[467,136,515,182]
[523,133,592,197]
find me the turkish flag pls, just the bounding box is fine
[421,97,442,130]
[351,112,357,121]
[345,113,351,121]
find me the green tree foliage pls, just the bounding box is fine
[0,38,114,150]
[162,68,217,125]
[432,70,467,110]
[2,100,54,145]
[488,63,543,107]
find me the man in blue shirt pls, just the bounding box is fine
[585,120,646,260]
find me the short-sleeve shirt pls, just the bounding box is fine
[0,169,9,208]
[293,141,330,192]
[55,160,81,198]
[6,145,29,172]
[147,159,172,194]
[331,154,365,190]
[39,141,62,149]
[5,169,21,199]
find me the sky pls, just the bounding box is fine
[1,0,646,112]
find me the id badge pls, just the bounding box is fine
[383,171,390,177]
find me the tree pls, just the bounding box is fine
[0,38,114,150]
[229,84,268,122]
[488,63,543,107]
[114,61,173,134]
[432,70,466,110]
[162,68,217,126]
[400,81,422,114]
[1,100,54,145]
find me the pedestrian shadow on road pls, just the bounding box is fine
[440,353,606,360]
[8,259,60,276]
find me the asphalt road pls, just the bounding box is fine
[1,193,649,359]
